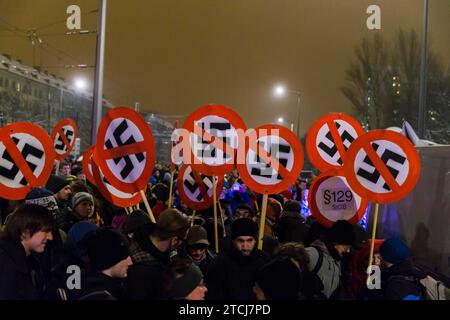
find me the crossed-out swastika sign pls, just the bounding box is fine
[182,105,247,176]
[51,119,78,160]
[82,145,97,187]
[93,106,155,193]
[309,169,367,228]
[343,130,421,204]
[237,124,304,195]
[306,113,364,172]
[0,122,55,200]
[91,156,143,208]
[177,164,224,210]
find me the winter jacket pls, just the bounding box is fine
[126,224,171,300]
[305,240,342,299]
[205,245,268,300]
[0,240,44,300]
[58,209,85,234]
[68,271,126,300]
[381,260,426,300]
[180,247,216,277]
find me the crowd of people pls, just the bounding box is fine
[0,159,437,300]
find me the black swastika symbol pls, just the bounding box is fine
[356,143,406,191]
[105,119,145,180]
[318,122,355,164]
[55,128,74,152]
[183,170,212,201]
[251,141,291,180]
[196,122,232,159]
[0,137,44,185]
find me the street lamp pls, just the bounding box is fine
[273,84,301,137]
[74,77,87,92]
[277,116,294,131]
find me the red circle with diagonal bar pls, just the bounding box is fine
[91,158,144,208]
[237,124,304,195]
[82,145,96,187]
[177,164,224,210]
[51,119,78,160]
[309,169,368,228]
[182,104,247,176]
[306,113,364,172]
[343,130,421,204]
[0,122,56,200]
[93,106,155,193]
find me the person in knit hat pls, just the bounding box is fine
[167,258,207,300]
[25,188,59,217]
[305,220,356,299]
[45,175,72,208]
[205,218,268,300]
[58,192,94,233]
[123,209,152,235]
[180,225,216,276]
[379,237,426,300]
[69,228,133,300]
[254,256,301,300]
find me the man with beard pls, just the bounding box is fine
[205,218,268,300]
[125,208,191,300]
[182,225,216,276]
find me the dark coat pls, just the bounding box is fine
[0,240,44,300]
[273,211,310,244]
[180,246,216,277]
[205,245,269,300]
[34,227,68,299]
[125,224,171,300]
[58,210,83,234]
[68,271,126,300]
[381,260,426,300]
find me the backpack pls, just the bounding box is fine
[301,246,327,300]
[385,274,426,300]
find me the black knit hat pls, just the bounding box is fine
[168,260,203,299]
[329,220,355,246]
[124,209,151,234]
[255,257,301,300]
[46,175,70,194]
[80,228,130,271]
[231,218,258,240]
